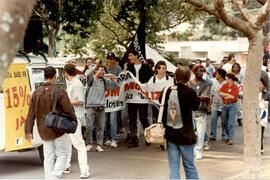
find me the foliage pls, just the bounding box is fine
[33,0,103,55]
[86,0,200,57]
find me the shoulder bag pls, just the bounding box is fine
[144,86,170,146]
[44,87,77,133]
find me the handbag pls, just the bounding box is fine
[144,86,170,146]
[44,87,77,133]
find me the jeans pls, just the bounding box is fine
[210,110,227,139]
[221,103,238,141]
[85,108,106,146]
[167,142,199,179]
[66,120,89,174]
[193,112,207,154]
[105,111,118,140]
[43,134,69,179]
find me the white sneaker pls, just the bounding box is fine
[104,139,111,146]
[80,172,90,179]
[195,152,203,160]
[110,139,118,148]
[64,167,71,174]
[204,141,210,150]
[86,145,93,151]
[96,145,104,152]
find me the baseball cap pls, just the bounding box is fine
[106,52,116,59]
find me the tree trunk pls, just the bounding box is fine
[48,29,57,57]
[0,0,36,86]
[243,31,263,178]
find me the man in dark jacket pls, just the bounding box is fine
[126,50,153,147]
[25,66,76,179]
[161,66,200,179]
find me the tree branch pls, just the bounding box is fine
[257,0,266,5]
[232,0,253,22]
[213,0,255,38]
[108,12,136,36]
[252,0,270,30]
[184,0,220,17]
[99,21,126,46]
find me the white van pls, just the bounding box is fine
[0,54,68,162]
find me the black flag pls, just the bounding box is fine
[120,16,146,68]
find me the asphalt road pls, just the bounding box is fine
[1,118,270,179]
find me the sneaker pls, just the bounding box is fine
[221,137,229,142]
[125,133,131,142]
[227,140,234,145]
[96,145,104,152]
[209,136,216,141]
[204,141,210,150]
[64,167,70,174]
[80,172,90,179]
[110,140,118,148]
[195,152,203,160]
[261,149,264,154]
[127,137,139,148]
[86,145,93,151]
[104,139,111,146]
[237,118,243,126]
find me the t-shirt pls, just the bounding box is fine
[134,64,142,79]
[222,63,233,73]
[66,76,86,126]
[148,75,174,85]
[219,83,239,104]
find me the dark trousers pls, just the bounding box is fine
[128,103,149,138]
[261,126,265,150]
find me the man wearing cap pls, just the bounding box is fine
[190,64,211,160]
[104,52,122,148]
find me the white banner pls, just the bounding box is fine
[104,71,170,112]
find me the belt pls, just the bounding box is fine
[223,101,237,105]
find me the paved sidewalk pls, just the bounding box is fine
[62,124,270,179]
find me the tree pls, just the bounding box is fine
[185,0,269,177]
[33,0,103,57]
[0,0,36,86]
[85,0,200,57]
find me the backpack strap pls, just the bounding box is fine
[153,76,156,83]
[157,86,171,123]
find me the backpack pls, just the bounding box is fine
[166,86,183,129]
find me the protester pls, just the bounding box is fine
[209,69,227,141]
[63,64,90,179]
[148,60,174,123]
[67,58,84,75]
[190,64,211,159]
[222,53,236,73]
[104,52,122,148]
[24,66,77,179]
[161,66,200,179]
[219,73,239,145]
[231,63,244,126]
[85,65,119,152]
[204,58,215,79]
[259,78,270,154]
[83,57,94,76]
[126,50,153,147]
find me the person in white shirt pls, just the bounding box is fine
[222,53,236,73]
[148,61,174,123]
[63,64,90,179]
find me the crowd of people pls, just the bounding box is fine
[24,51,270,179]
